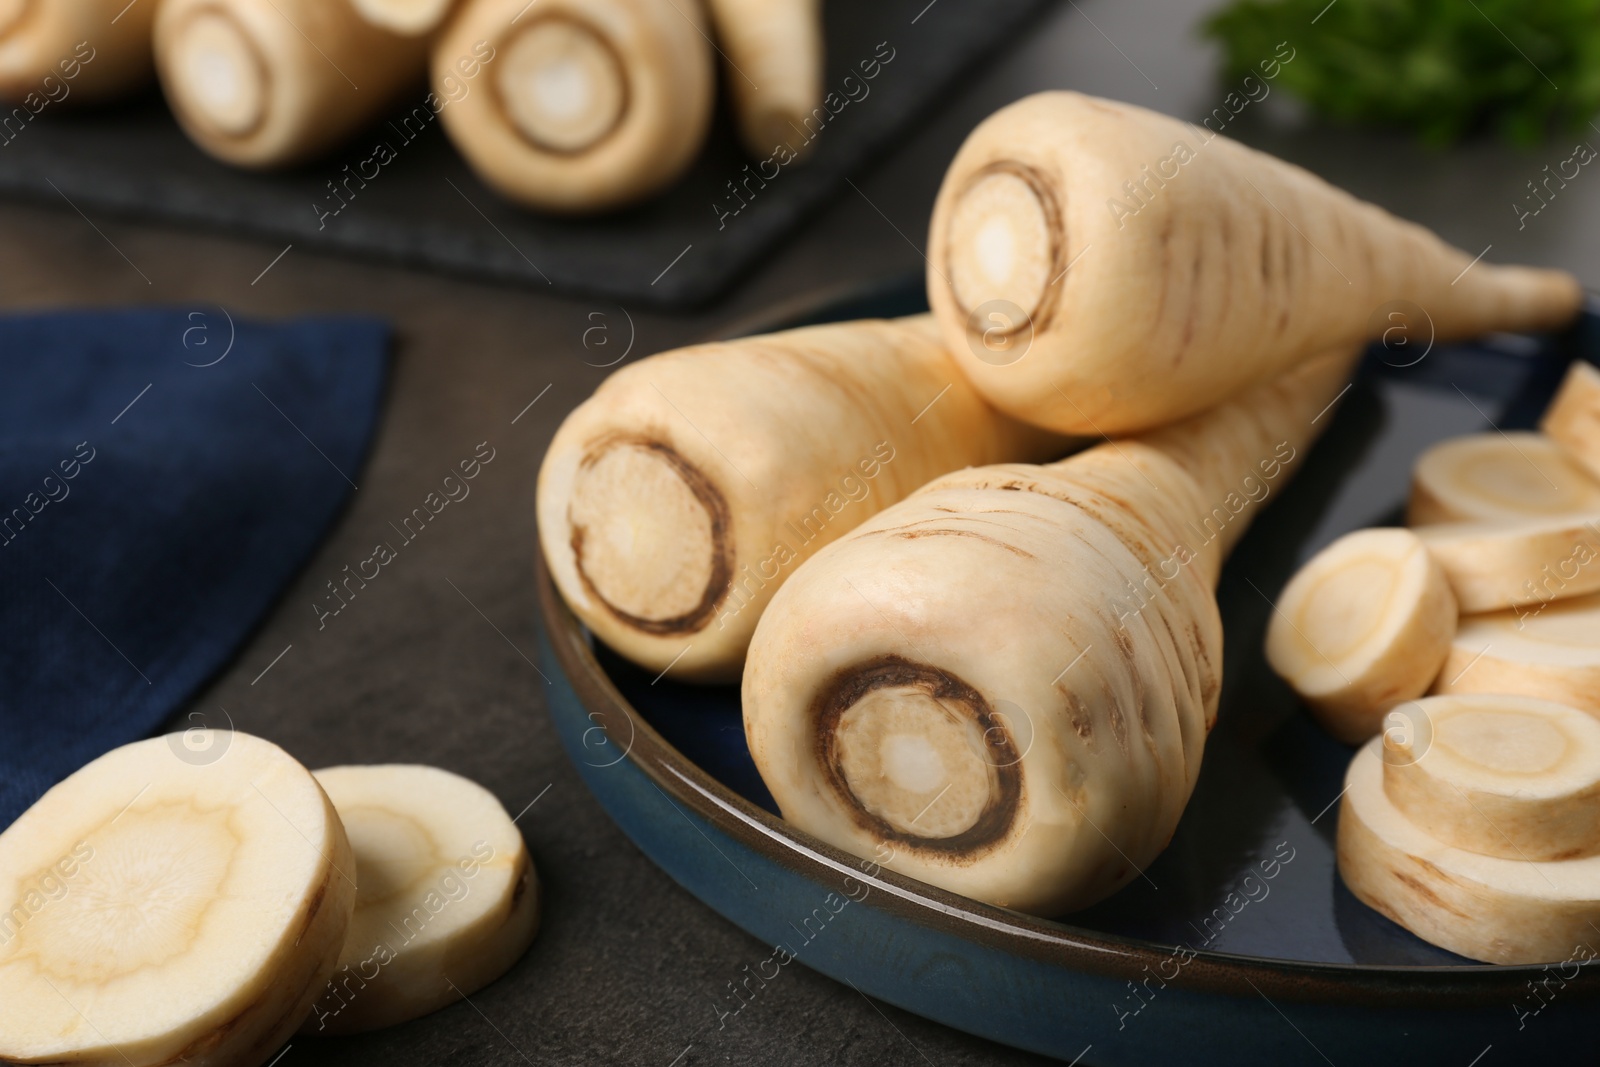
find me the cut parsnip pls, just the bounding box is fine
[155,0,429,168]
[1382,694,1600,861]
[704,0,822,159]
[303,765,538,1035]
[1407,431,1600,526]
[1434,592,1600,716]
[1264,528,1456,744]
[1415,514,1600,613]
[1338,736,1600,964]
[743,348,1357,915]
[538,315,1068,683]
[0,0,157,104]
[0,732,355,1067]
[435,0,714,213]
[1542,360,1600,483]
[925,91,1583,436]
[350,0,458,36]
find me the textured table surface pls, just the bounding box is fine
[4,1,1597,1064]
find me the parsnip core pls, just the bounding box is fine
[498,17,626,154]
[835,686,994,839]
[568,439,727,632]
[1291,555,1398,662]
[1436,708,1568,777]
[169,10,267,138]
[946,167,1055,323]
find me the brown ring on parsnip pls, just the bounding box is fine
[491,14,631,158]
[944,160,1068,338]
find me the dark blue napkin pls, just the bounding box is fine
[0,308,387,826]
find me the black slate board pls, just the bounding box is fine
[0,0,1050,307]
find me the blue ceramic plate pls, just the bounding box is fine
[537,276,1600,1065]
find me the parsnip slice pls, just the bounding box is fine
[1407,431,1600,525]
[303,765,538,1036]
[1382,695,1600,861]
[1434,592,1600,715]
[0,732,354,1067]
[1338,737,1600,964]
[1542,360,1600,483]
[1415,513,1600,613]
[1265,528,1456,744]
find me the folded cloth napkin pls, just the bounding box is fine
[0,308,387,826]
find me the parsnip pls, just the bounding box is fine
[0,732,354,1067]
[1407,431,1600,525]
[743,348,1358,915]
[1381,695,1600,862]
[1434,592,1600,716]
[704,0,821,159]
[1264,528,1456,744]
[1415,513,1600,613]
[538,315,1067,683]
[1338,734,1600,964]
[0,0,156,104]
[926,91,1583,435]
[435,0,714,213]
[351,0,458,37]
[303,765,539,1035]
[155,0,429,168]
[1541,360,1600,483]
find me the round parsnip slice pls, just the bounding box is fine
[0,732,355,1067]
[1382,695,1600,861]
[1265,528,1457,744]
[1338,737,1600,964]
[1407,432,1600,526]
[302,765,539,1036]
[1434,593,1600,715]
[1542,360,1600,483]
[1414,513,1600,613]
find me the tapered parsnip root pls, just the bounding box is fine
[351,0,458,37]
[704,0,822,159]
[0,0,157,104]
[155,0,429,168]
[1338,733,1600,964]
[435,0,714,212]
[926,91,1584,435]
[1407,431,1600,525]
[538,315,1067,683]
[1434,593,1600,715]
[302,765,538,1035]
[0,732,355,1067]
[743,348,1359,915]
[1264,528,1456,744]
[1381,695,1600,861]
[1542,360,1600,483]
[1415,514,1600,613]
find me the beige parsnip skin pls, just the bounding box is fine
[704,0,822,159]
[1339,735,1600,964]
[926,91,1584,435]
[1435,593,1600,715]
[0,0,156,104]
[538,315,1068,684]
[1542,360,1600,483]
[155,0,429,168]
[435,0,713,213]
[1407,431,1600,526]
[743,349,1358,916]
[0,732,355,1067]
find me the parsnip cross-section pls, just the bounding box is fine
[1435,593,1600,714]
[1407,432,1600,525]
[1382,695,1600,861]
[1265,527,1457,744]
[1338,736,1600,964]
[303,765,539,1035]
[0,732,355,1067]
